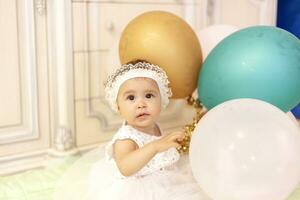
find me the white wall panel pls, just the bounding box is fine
[0,0,50,174]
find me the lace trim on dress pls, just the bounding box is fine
[104,123,180,178]
[105,126,145,162]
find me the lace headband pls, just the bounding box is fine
[104,62,172,112]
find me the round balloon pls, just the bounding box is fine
[197,24,239,60]
[287,111,300,127]
[119,11,202,98]
[189,98,300,200]
[198,26,300,112]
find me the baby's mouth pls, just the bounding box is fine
[136,113,149,118]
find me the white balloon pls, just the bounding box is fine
[197,24,239,60]
[189,99,300,200]
[287,111,300,128]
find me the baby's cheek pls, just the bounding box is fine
[153,105,161,116]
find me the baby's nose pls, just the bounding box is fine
[137,99,147,108]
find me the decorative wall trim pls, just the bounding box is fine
[205,0,277,26]
[196,0,217,27]
[35,0,46,15]
[0,143,103,176]
[47,0,77,154]
[0,150,47,176]
[0,0,40,144]
[53,126,75,151]
[206,0,216,24]
[88,101,123,131]
[183,0,196,28]
[250,0,278,25]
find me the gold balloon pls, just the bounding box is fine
[119,11,202,98]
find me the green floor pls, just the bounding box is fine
[290,185,300,200]
[0,156,79,200]
[1,155,300,200]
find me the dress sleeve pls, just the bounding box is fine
[105,129,144,162]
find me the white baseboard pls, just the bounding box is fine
[0,143,104,176]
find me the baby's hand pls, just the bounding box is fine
[152,131,184,153]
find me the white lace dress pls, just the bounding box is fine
[53,124,211,200]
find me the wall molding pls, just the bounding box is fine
[0,150,46,176]
[0,141,90,176]
[0,0,40,144]
[0,143,105,176]
[199,0,277,27]
[47,0,77,154]
[35,0,46,15]
[250,0,277,25]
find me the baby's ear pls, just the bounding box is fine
[116,104,121,114]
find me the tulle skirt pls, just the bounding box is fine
[53,144,211,200]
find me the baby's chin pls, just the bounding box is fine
[129,120,156,128]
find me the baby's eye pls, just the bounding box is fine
[145,93,154,98]
[126,95,135,101]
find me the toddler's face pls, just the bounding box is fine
[117,77,161,130]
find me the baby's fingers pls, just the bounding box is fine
[167,135,181,142]
[176,135,185,142]
[170,141,181,148]
[169,132,185,141]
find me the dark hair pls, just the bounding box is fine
[125,59,150,65]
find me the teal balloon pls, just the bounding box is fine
[198,26,300,112]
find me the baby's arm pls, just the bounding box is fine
[114,132,184,176]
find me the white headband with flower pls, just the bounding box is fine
[104,62,172,112]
